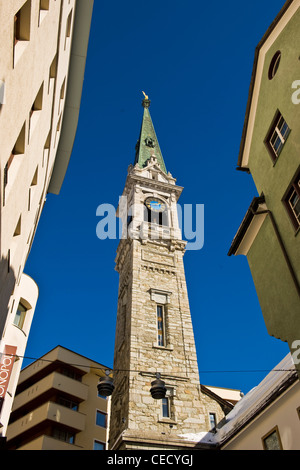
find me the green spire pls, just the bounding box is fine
[134,93,167,174]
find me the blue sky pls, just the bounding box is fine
[23,0,289,395]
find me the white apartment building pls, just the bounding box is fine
[0,0,94,436]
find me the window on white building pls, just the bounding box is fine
[262,427,282,450]
[13,302,27,329]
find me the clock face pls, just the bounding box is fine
[145,197,166,213]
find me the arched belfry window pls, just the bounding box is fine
[144,197,168,226]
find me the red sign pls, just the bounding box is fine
[0,345,17,400]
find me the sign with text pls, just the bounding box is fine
[0,345,17,402]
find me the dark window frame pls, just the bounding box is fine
[57,396,79,411]
[264,110,290,163]
[262,426,283,450]
[282,168,300,232]
[209,412,217,430]
[13,302,27,330]
[52,427,75,444]
[162,396,170,418]
[96,410,107,428]
[156,304,165,347]
[94,440,106,450]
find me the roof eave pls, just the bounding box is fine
[48,0,94,195]
[237,0,294,169]
[228,195,265,256]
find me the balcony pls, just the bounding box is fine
[17,435,83,450]
[6,401,86,441]
[17,347,90,386]
[12,371,88,413]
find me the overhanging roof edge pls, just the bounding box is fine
[237,0,294,168]
[48,0,94,195]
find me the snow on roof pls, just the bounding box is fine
[178,354,297,446]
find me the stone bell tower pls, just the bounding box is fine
[108,95,214,450]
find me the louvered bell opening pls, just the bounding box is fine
[97,375,115,397]
[150,375,166,399]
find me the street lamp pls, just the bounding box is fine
[150,373,166,399]
[97,370,115,397]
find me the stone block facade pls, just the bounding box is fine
[108,103,230,450]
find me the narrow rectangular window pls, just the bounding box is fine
[13,216,22,237]
[29,83,44,140]
[3,163,8,206]
[59,77,66,114]
[39,0,50,25]
[14,11,21,46]
[157,305,164,346]
[64,10,73,49]
[40,0,50,10]
[28,166,38,211]
[5,122,26,191]
[13,0,31,66]
[283,168,300,231]
[48,54,57,93]
[209,412,217,429]
[160,387,175,421]
[96,410,107,428]
[14,1,31,43]
[265,111,290,162]
[54,114,62,146]
[162,397,170,418]
[13,302,27,329]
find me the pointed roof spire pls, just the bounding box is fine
[134,92,167,174]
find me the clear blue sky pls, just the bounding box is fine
[23,0,289,395]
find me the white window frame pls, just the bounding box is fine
[265,111,290,162]
[159,386,176,422]
[150,289,172,349]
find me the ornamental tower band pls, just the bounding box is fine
[108,95,222,450]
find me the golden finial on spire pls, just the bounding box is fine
[142,91,150,108]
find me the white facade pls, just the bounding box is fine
[0,0,94,435]
[0,273,38,436]
[218,354,300,450]
[183,354,300,450]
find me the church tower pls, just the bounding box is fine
[108,95,216,450]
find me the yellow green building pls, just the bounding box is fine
[228,0,300,367]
